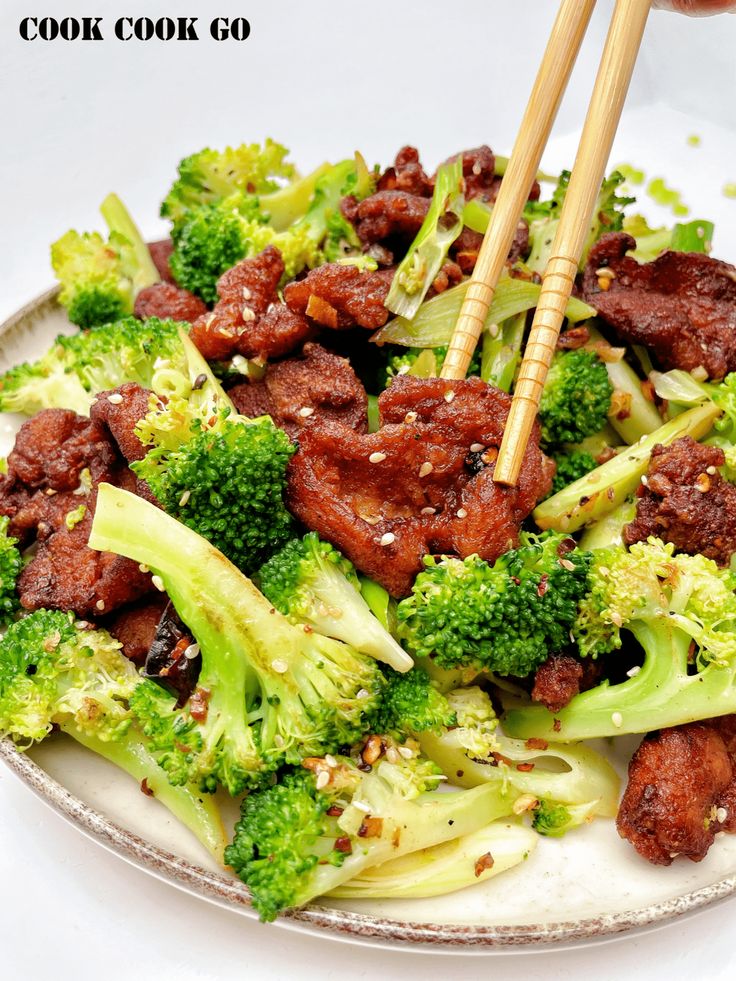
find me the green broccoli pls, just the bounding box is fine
[0,517,21,627]
[132,341,295,575]
[539,349,613,448]
[531,800,577,837]
[382,344,481,387]
[547,449,599,497]
[169,158,360,304]
[51,193,160,328]
[88,483,385,790]
[224,747,517,921]
[367,665,456,738]
[257,533,413,671]
[623,214,715,262]
[504,538,736,742]
[397,532,592,677]
[0,316,187,416]
[0,610,226,859]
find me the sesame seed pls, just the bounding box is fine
[316,770,330,790]
[456,508,468,519]
[444,390,456,403]
[45,488,57,496]
[488,323,500,339]
[151,575,165,592]
[241,305,256,322]
[706,466,717,475]
[692,365,708,381]
[324,754,337,768]
[609,611,623,628]
[183,643,200,660]
[398,746,414,759]
[419,462,434,478]
[107,393,123,405]
[380,532,395,547]
[512,794,538,815]
[595,267,616,279]
[640,474,649,486]
[357,688,371,700]
[385,747,400,764]
[271,658,288,674]
[421,507,436,515]
[470,443,485,453]
[404,411,418,423]
[242,286,252,300]
[472,161,482,176]
[558,558,576,571]
[398,365,411,375]
[298,406,314,418]
[369,452,387,463]
[696,473,711,493]
[179,490,191,507]
[138,564,149,574]
[352,799,371,813]
[274,734,284,748]
[717,807,728,823]
[74,621,89,630]
[95,600,105,612]
[626,665,641,678]
[611,712,623,728]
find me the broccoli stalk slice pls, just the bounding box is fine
[533,401,721,533]
[480,311,526,392]
[327,821,537,899]
[258,534,413,673]
[89,485,383,774]
[578,500,638,551]
[99,192,160,292]
[259,162,332,231]
[532,799,600,837]
[371,276,595,348]
[385,159,465,320]
[64,722,227,861]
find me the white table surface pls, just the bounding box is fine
[2,2,736,977]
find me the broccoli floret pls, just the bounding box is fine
[539,349,613,447]
[547,449,598,497]
[224,747,517,921]
[0,517,21,627]
[397,532,592,677]
[161,139,296,225]
[132,344,295,574]
[258,533,412,671]
[51,194,160,328]
[367,666,456,738]
[89,484,385,791]
[169,158,360,304]
[505,538,736,742]
[0,610,227,859]
[531,800,575,836]
[382,345,481,387]
[418,686,620,816]
[0,316,187,416]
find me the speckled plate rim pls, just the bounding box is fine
[3,289,736,953]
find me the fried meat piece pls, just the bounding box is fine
[189,246,313,361]
[90,383,152,463]
[346,191,431,248]
[148,239,176,283]
[582,233,736,379]
[617,721,736,865]
[284,263,394,330]
[286,376,553,597]
[105,594,169,664]
[376,146,434,197]
[229,342,368,439]
[134,282,208,323]
[438,145,498,202]
[623,436,736,566]
[531,655,584,714]
[451,221,529,275]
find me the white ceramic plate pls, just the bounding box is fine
[3,289,736,952]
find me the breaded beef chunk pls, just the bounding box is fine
[105,594,169,664]
[189,246,313,362]
[623,436,736,566]
[134,282,208,323]
[582,233,736,379]
[376,146,434,197]
[617,721,736,865]
[0,408,154,618]
[346,191,431,248]
[229,342,368,439]
[90,383,153,463]
[531,655,584,714]
[148,239,176,283]
[451,221,529,275]
[284,263,394,330]
[286,376,553,597]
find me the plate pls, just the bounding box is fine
[3,290,736,952]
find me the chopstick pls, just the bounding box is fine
[440,0,597,381]
[493,0,652,486]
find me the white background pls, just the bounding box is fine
[2,1,736,978]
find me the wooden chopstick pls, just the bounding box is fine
[493,0,652,487]
[440,0,597,382]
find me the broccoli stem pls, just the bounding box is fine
[62,723,227,861]
[481,311,526,392]
[260,162,332,231]
[578,500,638,550]
[585,328,661,442]
[99,193,160,291]
[533,401,721,533]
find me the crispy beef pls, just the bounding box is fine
[229,342,368,439]
[286,376,553,597]
[189,246,313,362]
[90,383,152,464]
[451,221,529,275]
[624,436,736,566]
[617,720,736,865]
[105,594,169,664]
[376,146,434,197]
[531,655,583,714]
[284,263,394,330]
[582,232,736,379]
[346,190,431,248]
[148,239,176,283]
[438,145,498,202]
[134,282,208,323]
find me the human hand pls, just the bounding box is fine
[653,0,736,14]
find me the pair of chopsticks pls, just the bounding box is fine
[441,0,652,486]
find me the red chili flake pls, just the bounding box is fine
[525,737,549,751]
[358,816,384,838]
[511,576,521,586]
[516,762,535,772]
[170,637,191,664]
[140,779,154,797]
[537,574,549,598]
[334,836,352,854]
[556,537,577,557]
[641,378,656,403]
[392,828,401,848]
[474,852,495,877]
[456,770,465,779]
[553,719,562,733]
[189,686,211,723]
[492,752,512,767]
[595,446,618,465]
[326,806,344,818]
